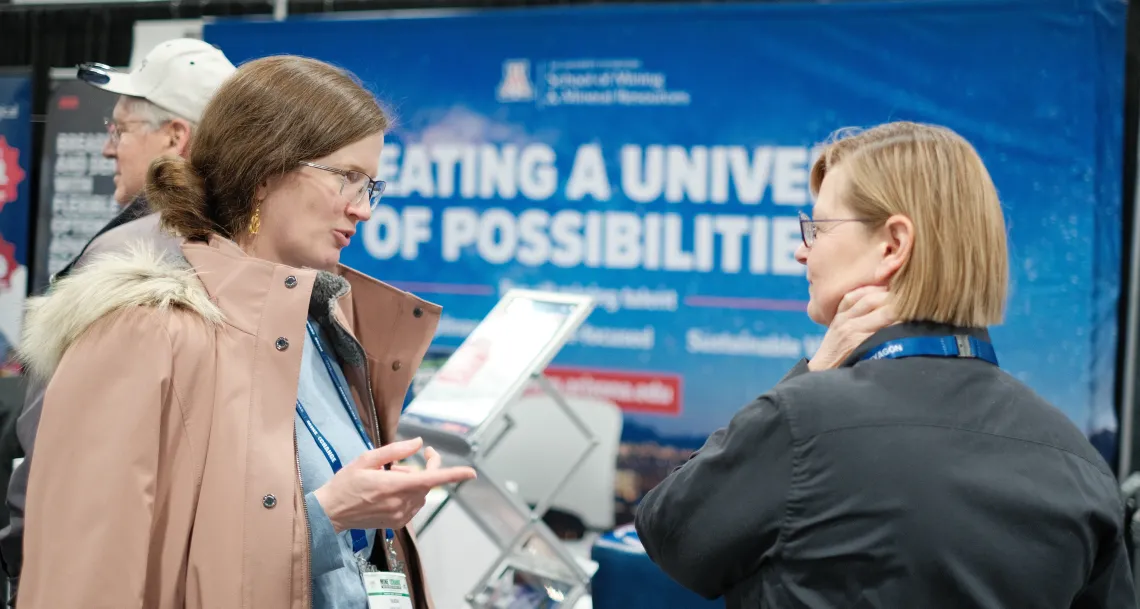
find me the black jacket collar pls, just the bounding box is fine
[52,195,152,283]
[841,321,992,368]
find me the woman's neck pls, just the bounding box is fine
[237,234,289,267]
[236,234,337,272]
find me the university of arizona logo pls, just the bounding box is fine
[497,59,535,102]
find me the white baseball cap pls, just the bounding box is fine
[77,38,237,123]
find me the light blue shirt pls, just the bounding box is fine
[297,319,377,609]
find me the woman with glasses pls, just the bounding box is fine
[635,122,1134,608]
[15,55,476,609]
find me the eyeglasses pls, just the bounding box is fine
[103,117,166,147]
[299,162,386,211]
[798,210,874,248]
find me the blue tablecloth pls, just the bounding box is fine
[589,525,722,609]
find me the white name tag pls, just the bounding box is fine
[364,572,413,609]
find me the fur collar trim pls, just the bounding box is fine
[18,245,223,381]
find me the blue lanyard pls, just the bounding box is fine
[296,321,377,555]
[858,335,998,366]
[295,400,371,554]
[305,321,373,450]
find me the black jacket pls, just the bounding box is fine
[635,321,1134,608]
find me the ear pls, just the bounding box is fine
[255,171,287,204]
[255,180,270,204]
[165,119,193,157]
[874,214,914,283]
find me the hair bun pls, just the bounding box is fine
[145,156,210,240]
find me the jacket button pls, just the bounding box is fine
[413,307,423,318]
[392,360,402,371]
[275,337,289,351]
[262,494,277,509]
[284,275,297,288]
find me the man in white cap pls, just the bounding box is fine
[55,38,237,273]
[0,38,236,605]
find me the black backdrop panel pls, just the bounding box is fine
[32,79,118,294]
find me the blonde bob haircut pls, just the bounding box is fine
[809,121,1008,328]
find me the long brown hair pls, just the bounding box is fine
[146,55,389,240]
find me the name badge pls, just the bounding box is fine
[364,572,413,609]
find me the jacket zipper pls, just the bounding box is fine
[295,424,313,608]
[333,316,382,448]
[296,318,370,608]
[331,316,410,595]
[331,316,386,587]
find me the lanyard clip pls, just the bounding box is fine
[954,335,973,358]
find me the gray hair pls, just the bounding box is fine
[121,96,198,130]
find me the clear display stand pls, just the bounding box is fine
[398,289,597,608]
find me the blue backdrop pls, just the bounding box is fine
[205,0,1126,482]
[0,71,32,357]
[0,73,30,276]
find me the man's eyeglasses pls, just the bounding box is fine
[798,210,874,248]
[299,162,386,211]
[103,117,166,147]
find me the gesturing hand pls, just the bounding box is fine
[808,286,896,372]
[312,437,476,533]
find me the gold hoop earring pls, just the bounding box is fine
[250,206,261,236]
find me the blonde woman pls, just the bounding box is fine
[636,122,1135,608]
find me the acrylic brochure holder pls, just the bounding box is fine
[398,288,597,608]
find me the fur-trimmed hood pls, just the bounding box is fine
[18,245,224,382]
[18,241,364,384]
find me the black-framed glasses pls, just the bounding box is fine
[77,62,118,86]
[299,161,386,211]
[798,210,874,248]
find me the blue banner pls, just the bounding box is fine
[0,70,32,369]
[206,0,1126,520]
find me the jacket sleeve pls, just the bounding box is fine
[18,308,174,609]
[0,375,46,591]
[1071,524,1137,608]
[634,393,793,599]
[304,492,352,576]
